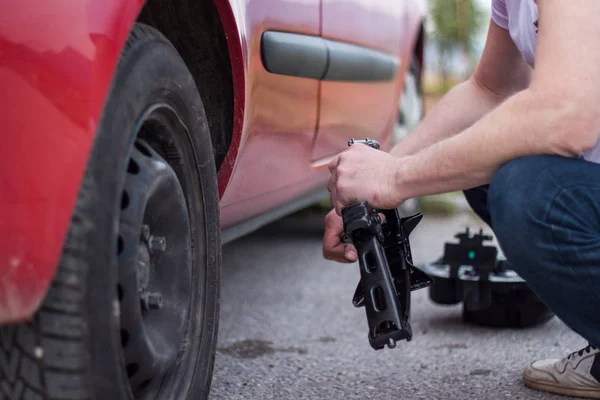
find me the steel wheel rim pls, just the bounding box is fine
[393,69,424,144]
[116,106,194,398]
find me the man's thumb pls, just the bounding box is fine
[345,246,357,262]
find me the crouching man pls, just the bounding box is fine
[323,1,600,397]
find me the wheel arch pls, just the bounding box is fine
[136,0,242,176]
[0,0,243,324]
[414,22,425,79]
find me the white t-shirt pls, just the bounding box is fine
[492,0,600,162]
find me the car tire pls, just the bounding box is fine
[0,23,221,400]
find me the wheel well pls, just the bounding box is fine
[414,23,425,78]
[137,0,234,170]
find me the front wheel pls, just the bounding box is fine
[0,23,221,400]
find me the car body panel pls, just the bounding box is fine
[217,0,323,227]
[219,0,425,226]
[0,0,424,323]
[312,0,421,160]
[0,0,145,323]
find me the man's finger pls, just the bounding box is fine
[323,211,354,263]
[323,234,351,263]
[323,218,343,246]
[344,244,357,262]
[335,201,343,217]
[328,156,339,173]
[334,187,347,215]
[323,243,353,263]
[327,168,336,194]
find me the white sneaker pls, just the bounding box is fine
[524,344,600,399]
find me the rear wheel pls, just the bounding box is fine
[395,58,424,216]
[0,23,221,400]
[392,58,424,145]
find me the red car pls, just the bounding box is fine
[0,0,425,398]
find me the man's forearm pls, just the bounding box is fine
[391,76,508,158]
[396,88,596,200]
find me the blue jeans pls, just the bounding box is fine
[463,155,600,347]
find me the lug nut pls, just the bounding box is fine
[141,292,163,310]
[148,235,166,253]
[141,224,150,242]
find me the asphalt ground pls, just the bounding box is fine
[209,207,585,400]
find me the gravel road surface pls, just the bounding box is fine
[209,208,585,400]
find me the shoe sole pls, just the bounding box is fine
[524,376,600,399]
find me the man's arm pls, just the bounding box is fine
[392,20,531,158]
[323,18,531,261]
[324,1,600,259]
[395,0,600,200]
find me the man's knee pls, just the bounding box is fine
[488,156,556,259]
[488,155,554,218]
[463,185,492,226]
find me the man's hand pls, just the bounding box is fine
[328,144,405,215]
[322,209,357,263]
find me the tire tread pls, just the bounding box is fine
[0,196,91,399]
[1,22,220,400]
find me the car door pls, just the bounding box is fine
[311,1,407,161]
[218,0,323,227]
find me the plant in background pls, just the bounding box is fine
[428,0,485,90]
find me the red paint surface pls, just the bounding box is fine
[218,0,323,227]
[0,0,144,323]
[0,0,424,323]
[214,0,246,200]
[218,0,425,227]
[312,0,422,160]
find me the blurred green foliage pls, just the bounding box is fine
[428,0,485,87]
